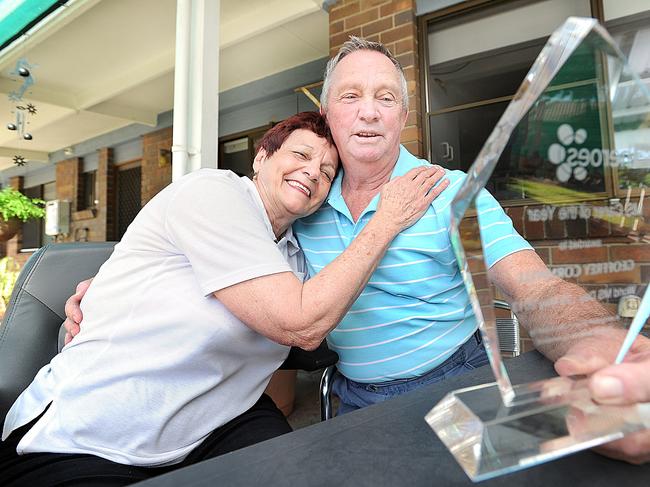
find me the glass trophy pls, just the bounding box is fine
[425,17,650,481]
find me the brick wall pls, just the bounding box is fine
[460,199,649,354]
[514,199,649,351]
[52,152,114,244]
[329,0,423,157]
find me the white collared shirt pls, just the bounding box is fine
[3,169,303,466]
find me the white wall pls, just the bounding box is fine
[604,0,650,21]
[428,0,591,65]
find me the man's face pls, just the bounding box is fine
[324,50,408,167]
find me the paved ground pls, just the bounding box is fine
[287,370,339,430]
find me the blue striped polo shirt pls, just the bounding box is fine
[293,146,531,383]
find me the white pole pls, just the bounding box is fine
[172,0,191,181]
[172,0,220,181]
[190,0,219,172]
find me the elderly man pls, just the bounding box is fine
[292,37,649,462]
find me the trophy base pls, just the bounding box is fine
[425,377,650,482]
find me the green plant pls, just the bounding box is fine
[0,256,19,312]
[0,188,45,222]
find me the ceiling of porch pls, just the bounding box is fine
[0,0,329,171]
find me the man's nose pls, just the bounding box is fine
[358,97,379,121]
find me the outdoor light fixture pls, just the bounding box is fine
[158,148,172,167]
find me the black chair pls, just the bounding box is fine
[0,242,338,423]
[0,242,116,421]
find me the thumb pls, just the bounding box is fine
[590,361,650,405]
[555,348,611,377]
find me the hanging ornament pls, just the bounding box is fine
[13,155,26,167]
[6,58,37,140]
[8,58,36,102]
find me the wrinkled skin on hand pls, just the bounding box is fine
[376,165,449,233]
[555,329,650,464]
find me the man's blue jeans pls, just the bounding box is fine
[332,329,489,415]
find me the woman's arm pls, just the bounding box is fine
[214,165,448,350]
[63,166,448,349]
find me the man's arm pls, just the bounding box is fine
[488,249,650,464]
[488,249,620,361]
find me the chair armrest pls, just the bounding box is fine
[279,342,339,371]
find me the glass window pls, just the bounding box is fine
[423,0,602,202]
[79,170,97,210]
[608,12,650,192]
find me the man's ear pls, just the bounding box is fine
[253,148,267,174]
[319,106,326,117]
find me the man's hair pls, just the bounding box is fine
[320,36,409,112]
[256,111,334,157]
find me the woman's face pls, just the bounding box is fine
[253,129,339,221]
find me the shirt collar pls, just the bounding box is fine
[325,145,412,218]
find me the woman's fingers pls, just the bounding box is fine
[63,278,93,340]
[377,165,449,231]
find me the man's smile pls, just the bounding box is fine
[353,131,382,141]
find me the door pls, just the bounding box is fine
[116,164,142,239]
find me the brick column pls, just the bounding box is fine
[329,0,423,157]
[96,148,114,241]
[55,158,81,243]
[142,127,173,206]
[55,158,80,205]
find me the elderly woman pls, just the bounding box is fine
[1,112,447,486]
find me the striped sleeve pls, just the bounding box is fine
[475,189,532,267]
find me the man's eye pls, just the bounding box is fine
[342,93,357,100]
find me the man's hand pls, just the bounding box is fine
[63,278,93,345]
[556,330,650,464]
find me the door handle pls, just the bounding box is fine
[440,142,454,161]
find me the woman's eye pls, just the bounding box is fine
[293,151,307,159]
[321,170,333,182]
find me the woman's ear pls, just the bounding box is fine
[252,148,267,174]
